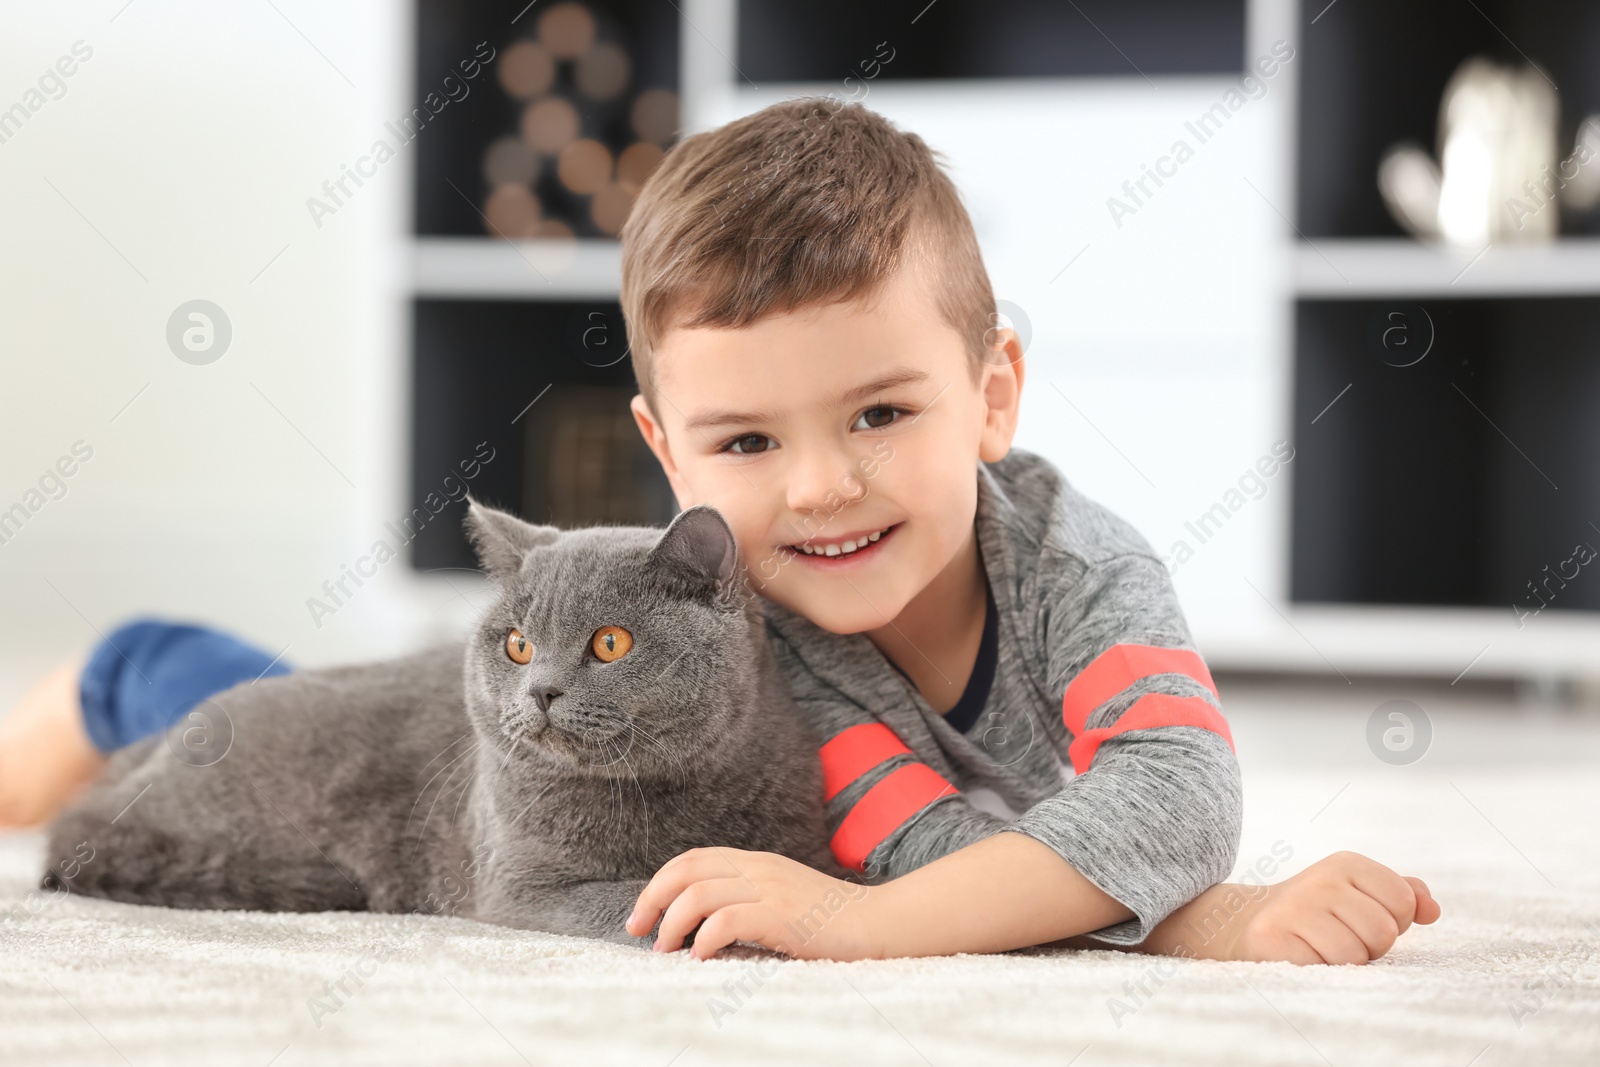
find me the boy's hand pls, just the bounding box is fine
[1220,851,1441,964]
[626,847,879,961]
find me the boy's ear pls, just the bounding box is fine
[463,496,559,579]
[978,335,1025,464]
[629,393,692,509]
[647,504,739,600]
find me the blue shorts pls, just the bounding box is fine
[78,619,292,754]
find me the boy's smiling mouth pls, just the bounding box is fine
[789,521,901,563]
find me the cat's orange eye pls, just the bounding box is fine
[591,625,632,662]
[506,628,533,665]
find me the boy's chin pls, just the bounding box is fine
[768,584,908,636]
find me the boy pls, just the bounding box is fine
[0,99,1438,965]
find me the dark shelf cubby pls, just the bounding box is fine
[415,0,680,238]
[737,0,1245,82]
[1296,0,1600,239]
[408,299,674,573]
[1290,296,1600,615]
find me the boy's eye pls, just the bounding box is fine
[506,628,533,664]
[862,407,894,428]
[851,404,902,428]
[591,625,633,662]
[853,405,903,430]
[722,433,772,455]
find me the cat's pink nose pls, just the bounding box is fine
[533,688,562,713]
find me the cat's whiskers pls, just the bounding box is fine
[404,735,480,836]
[448,768,479,834]
[621,721,692,787]
[404,739,483,860]
[600,736,623,827]
[494,737,518,775]
[415,740,482,843]
[415,730,473,779]
[616,743,650,853]
[504,779,557,834]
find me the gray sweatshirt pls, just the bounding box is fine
[758,448,1243,945]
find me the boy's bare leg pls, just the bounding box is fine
[0,659,108,828]
[1065,852,1443,964]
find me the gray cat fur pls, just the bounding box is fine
[41,502,843,946]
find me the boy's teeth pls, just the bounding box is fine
[798,526,890,556]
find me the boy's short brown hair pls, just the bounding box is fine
[619,98,997,417]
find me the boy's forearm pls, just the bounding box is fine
[1074,882,1255,961]
[863,829,1135,958]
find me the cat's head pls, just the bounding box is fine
[461,499,756,778]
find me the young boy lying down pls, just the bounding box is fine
[0,98,1438,963]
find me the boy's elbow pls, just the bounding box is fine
[1192,737,1244,886]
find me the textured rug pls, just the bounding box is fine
[2,700,1598,1066]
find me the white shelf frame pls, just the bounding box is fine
[1295,237,1600,297]
[412,237,622,299]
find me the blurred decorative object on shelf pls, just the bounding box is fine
[1377,57,1600,247]
[498,40,555,98]
[630,88,678,146]
[558,139,614,195]
[414,0,676,239]
[575,41,631,101]
[482,136,541,187]
[468,2,675,241]
[484,183,541,238]
[590,182,633,235]
[538,2,597,59]
[616,141,664,194]
[521,96,581,154]
[525,384,675,528]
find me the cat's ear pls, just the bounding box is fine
[464,497,559,579]
[648,505,739,600]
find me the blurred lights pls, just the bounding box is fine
[520,96,580,154]
[484,183,541,238]
[482,135,541,187]
[631,88,678,145]
[575,41,630,101]
[497,40,555,99]
[558,139,613,195]
[616,141,664,194]
[590,182,634,235]
[474,2,676,241]
[538,2,596,59]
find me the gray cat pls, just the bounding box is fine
[41,502,844,946]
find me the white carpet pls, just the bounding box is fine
[2,684,1598,1066]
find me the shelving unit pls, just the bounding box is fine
[1286,1,1600,678]
[396,0,1600,682]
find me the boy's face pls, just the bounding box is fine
[630,260,1024,635]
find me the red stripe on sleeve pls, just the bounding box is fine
[829,763,958,872]
[818,722,914,802]
[1061,643,1218,736]
[1066,692,1235,774]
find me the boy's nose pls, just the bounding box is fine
[785,444,866,516]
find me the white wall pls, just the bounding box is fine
[0,1,460,707]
